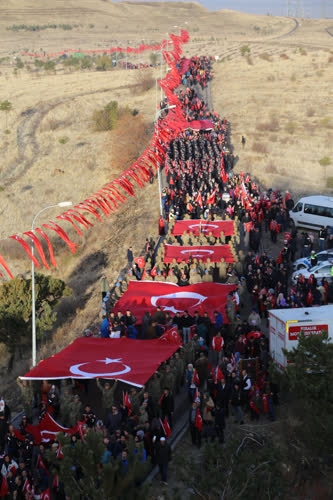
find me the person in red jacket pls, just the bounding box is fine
[211,331,224,367]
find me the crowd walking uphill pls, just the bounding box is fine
[8,52,331,498]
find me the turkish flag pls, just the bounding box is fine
[249,400,261,415]
[0,476,8,497]
[160,417,172,438]
[113,281,236,323]
[123,391,133,416]
[206,189,217,205]
[159,326,182,344]
[38,412,72,443]
[21,337,180,387]
[247,331,263,341]
[171,220,234,238]
[211,366,223,384]
[40,489,51,500]
[187,119,214,131]
[13,429,26,441]
[244,222,253,233]
[56,443,64,460]
[189,324,197,339]
[23,478,31,495]
[25,412,77,445]
[193,369,200,387]
[195,192,203,208]
[52,475,59,490]
[135,256,146,269]
[195,410,203,431]
[37,454,50,475]
[150,266,157,277]
[262,394,269,413]
[163,244,234,264]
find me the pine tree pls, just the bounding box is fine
[0,274,71,354]
[48,431,149,499]
[283,330,333,453]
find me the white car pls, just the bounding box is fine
[292,260,333,284]
[292,250,333,272]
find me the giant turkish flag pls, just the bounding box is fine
[21,337,180,387]
[187,120,214,131]
[171,220,235,238]
[114,281,236,321]
[163,244,234,263]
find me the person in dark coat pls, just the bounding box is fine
[159,388,174,429]
[152,436,172,485]
[107,405,122,434]
[216,377,231,418]
[127,247,134,266]
[212,401,225,443]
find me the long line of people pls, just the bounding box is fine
[4,51,329,497]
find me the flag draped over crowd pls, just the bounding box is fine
[163,243,235,264]
[0,30,191,279]
[171,219,235,238]
[21,337,181,386]
[113,281,237,321]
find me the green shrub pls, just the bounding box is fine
[240,45,251,56]
[92,101,119,131]
[95,55,112,71]
[34,59,45,68]
[44,60,55,72]
[15,57,24,69]
[319,156,331,167]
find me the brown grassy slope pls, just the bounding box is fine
[211,39,333,196]
[0,1,297,57]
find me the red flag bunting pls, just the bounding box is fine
[35,228,57,268]
[23,231,50,269]
[0,254,14,279]
[9,235,41,267]
[42,222,78,254]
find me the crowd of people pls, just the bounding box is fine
[179,55,214,89]
[3,49,332,497]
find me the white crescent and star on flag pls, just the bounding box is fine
[188,223,219,232]
[151,291,207,313]
[69,358,131,378]
[180,249,214,257]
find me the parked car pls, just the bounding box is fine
[292,250,333,271]
[292,260,333,284]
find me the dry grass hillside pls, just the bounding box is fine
[0,1,332,380]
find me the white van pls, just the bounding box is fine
[289,195,333,231]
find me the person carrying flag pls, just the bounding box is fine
[211,331,224,367]
[189,401,202,447]
[152,436,172,486]
[159,388,174,429]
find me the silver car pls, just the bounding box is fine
[292,260,333,284]
[292,250,333,272]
